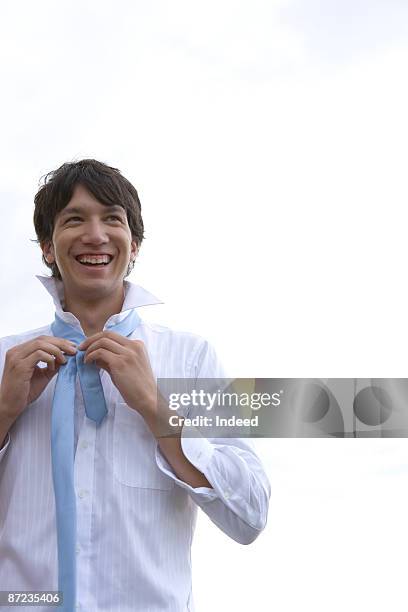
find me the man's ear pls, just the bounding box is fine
[130,240,138,262]
[42,241,55,264]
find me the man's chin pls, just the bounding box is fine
[62,276,124,299]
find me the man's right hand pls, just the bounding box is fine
[0,336,78,423]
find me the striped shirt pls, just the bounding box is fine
[0,275,270,611]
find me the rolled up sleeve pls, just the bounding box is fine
[155,338,271,545]
[156,432,270,544]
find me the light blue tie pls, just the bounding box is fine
[50,309,141,611]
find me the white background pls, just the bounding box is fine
[1,1,408,610]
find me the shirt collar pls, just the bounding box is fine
[36,274,163,332]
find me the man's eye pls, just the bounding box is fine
[65,216,82,223]
[106,215,122,222]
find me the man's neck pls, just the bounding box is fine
[63,285,125,337]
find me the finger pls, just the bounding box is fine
[16,337,77,360]
[48,358,65,377]
[39,341,73,364]
[77,332,105,350]
[49,337,78,354]
[83,348,115,369]
[83,337,125,358]
[78,331,129,351]
[36,335,78,352]
[42,337,78,355]
[34,363,54,381]
[42,362,57,379]
[25,341,72,365]
[24,350,61,371]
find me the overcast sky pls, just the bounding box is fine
[1,2,408,610]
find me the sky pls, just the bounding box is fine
[1,1,408,610]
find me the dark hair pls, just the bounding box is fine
[33,159,144,279]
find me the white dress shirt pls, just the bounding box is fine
[0,276,271,612]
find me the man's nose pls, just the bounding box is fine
[80,220,109,244]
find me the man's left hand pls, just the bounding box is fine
[78,332,157,418]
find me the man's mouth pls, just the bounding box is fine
[75,254,114,267]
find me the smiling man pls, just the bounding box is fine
[0,159,270,612]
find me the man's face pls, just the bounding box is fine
[42,184,138,300]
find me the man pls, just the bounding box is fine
[0,159,270,611]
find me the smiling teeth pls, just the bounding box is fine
[77,255,111,264]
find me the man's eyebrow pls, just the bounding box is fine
[58,204,126,217]
[58,207,83,217]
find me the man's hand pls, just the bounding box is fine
[78,332,157,418]
[78,332,212,489]
[0,336,78,423]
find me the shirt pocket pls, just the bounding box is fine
[113,401,174,490]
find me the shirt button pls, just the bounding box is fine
[76,545,80,554]
[77,490,88,499]
[80,441,89,450]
